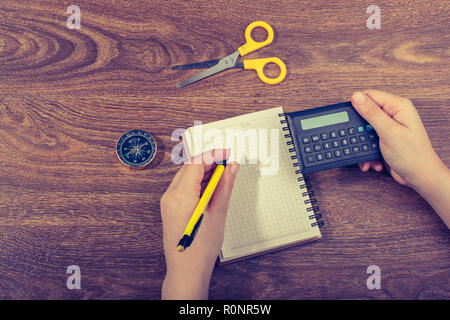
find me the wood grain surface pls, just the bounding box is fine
[0,0,449,299]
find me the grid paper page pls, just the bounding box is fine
[184,107,321,262]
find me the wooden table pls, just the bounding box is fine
[0,0,448,299]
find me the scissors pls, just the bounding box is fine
[172,21,287,88]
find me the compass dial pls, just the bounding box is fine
[116,130,157,169]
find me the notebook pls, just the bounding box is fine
[182,107,322,263]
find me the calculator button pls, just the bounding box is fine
[334,149,342,157]
[350,137,358,144]
[343,147,351,156]
[330,131,338,139]
[311,135,320,142]
[320,132,328,140]
[352,145,360,154]
[359,134,367,143]
[323,142,331,150]
[313,144,322,152]
[339,129,346,137]
[325,151,333,159]
[332,140,340,148]
[316,153,324,161]
[306,155,315,163]
[302,136,311,144]
[357,125,365,133]
[361,144,369,152]
[368,133,376,140]
[341,138,349,146]
[371,142,378,150]
[304,146,313,153]
[366,124,374,132]
[348,127,356,135]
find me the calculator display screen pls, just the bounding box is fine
[300,111,349,130]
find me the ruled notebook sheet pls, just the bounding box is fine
[183,107,321,263]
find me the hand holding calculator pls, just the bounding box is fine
[286,101,382,174]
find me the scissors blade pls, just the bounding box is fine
[172,59,221,70]
[177,51,240,88]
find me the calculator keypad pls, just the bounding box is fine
[343,147,351,156]
[341,138,349,146]
[301,125,380,164]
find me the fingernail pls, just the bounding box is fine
[352,92,366,105]
[230,163,239,176]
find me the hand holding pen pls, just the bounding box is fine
[161,149,239,299]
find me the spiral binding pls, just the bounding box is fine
[278,112,324,228]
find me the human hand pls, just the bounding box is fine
[351,90,443,189]
[351,89,450,228]
[160,149,239,299]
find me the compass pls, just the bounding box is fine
[116,130,157,169]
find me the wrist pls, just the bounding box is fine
[162,263,214,299]
[412,154,448,198]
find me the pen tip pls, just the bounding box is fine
[177,245,185,252]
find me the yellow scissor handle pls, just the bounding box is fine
[243,57,287,84]
[238,21,274,56]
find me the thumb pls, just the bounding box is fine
[351,91,397,137]
[208,163,240,216]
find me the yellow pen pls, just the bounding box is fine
[177,161,227,252]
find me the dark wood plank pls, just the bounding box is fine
[0,0,448,299]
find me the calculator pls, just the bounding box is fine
[285,101,382,174]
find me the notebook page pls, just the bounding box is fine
[183,108,321,262]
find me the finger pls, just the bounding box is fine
[176,149,230,191]
[358,162,370,172]
[370,160,384,172]
[362,90,411,116]
[363,89,419,127]
[208,163,240,216]
[351,91,397,137]
[201,149,229,171]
